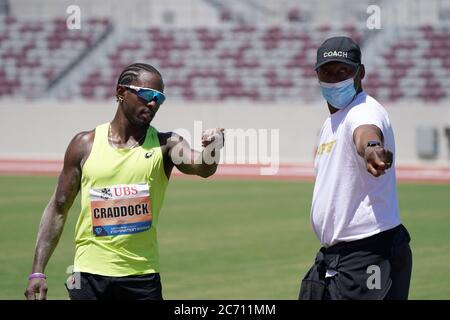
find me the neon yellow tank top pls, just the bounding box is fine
[73,123,169,276]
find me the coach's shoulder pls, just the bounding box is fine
[351,94,387,115]
[366,92,385,105]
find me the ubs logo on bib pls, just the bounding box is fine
[100,188,112,200]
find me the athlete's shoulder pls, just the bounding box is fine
[157,130,170,142]
[157,131,184,147]
[71,129,95,148]
[65,129,96,167]
[72,122,111,147]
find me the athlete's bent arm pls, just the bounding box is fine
[168,129,224,178]
[353,124,393,177]
[24,132,92,300]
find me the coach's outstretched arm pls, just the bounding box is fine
[24,132,92,300]
[168,128,224,178]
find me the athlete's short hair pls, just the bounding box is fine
[117,63,164,88]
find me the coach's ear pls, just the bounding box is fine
[358,64,365,81]
[354,65,365,92]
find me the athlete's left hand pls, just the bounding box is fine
[364,145,393,177]
[202,128,225,149]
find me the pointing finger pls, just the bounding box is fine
[367,163,378,176]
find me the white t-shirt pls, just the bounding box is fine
[311,91,401,248]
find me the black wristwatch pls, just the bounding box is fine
[366,140,382,148]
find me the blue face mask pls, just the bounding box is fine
[319,72,359,109]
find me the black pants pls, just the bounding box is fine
[65,272,163,300]
[299,224,412,300]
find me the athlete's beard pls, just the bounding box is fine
[122,99,151,129]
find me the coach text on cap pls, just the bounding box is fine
[315,36,361,70]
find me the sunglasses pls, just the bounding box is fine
[120,85,166,106]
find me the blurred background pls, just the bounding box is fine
[0,0,449,299]
[0,0,450,168]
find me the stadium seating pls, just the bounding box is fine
[61,25,364,102]
[52,23,450,104]
[0,16,111,98]
[1,11,450,104]
[364,25,450,102]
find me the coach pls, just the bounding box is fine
[299,37,412,300]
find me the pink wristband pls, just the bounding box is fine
[28,273,47,280]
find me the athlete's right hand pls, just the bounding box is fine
[24,279,48,300]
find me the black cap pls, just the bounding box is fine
[315,36,361,70]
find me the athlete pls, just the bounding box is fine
[24,63,224,300]
[299,37,412,300]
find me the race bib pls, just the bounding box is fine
[89,183,152,237]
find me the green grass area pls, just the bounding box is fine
[0,176,449,299]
